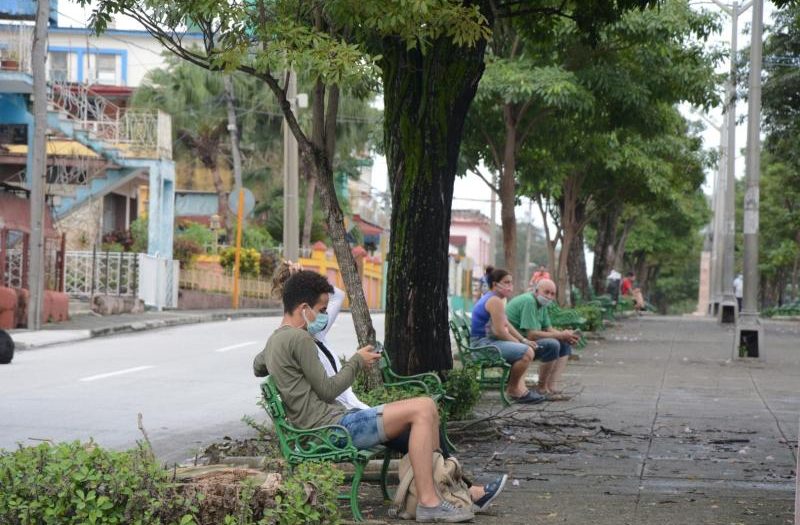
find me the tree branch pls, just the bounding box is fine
[480,127,503,173]
[473,169,500,196]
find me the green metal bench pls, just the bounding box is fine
[260,376,392,522]
[546,304,588,350]
[449,312,512,406]
[376,348,457,451]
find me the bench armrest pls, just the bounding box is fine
[278,422,356,459]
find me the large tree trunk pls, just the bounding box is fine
[301,174,316,248]
[261,69,375,350]
[382,34,488,375]
[567,204,589,305]
[306,150,375,347]
[591,207,621,295]
[612,217,636,271]
[301,79,340,250]
[500,103,518,276]
[555,173,583,304]
[536,197,559,280]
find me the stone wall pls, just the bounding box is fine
[57,199,103,251]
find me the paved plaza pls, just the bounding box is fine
[426,316,798,525]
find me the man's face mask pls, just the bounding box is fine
[303,306,329,335]
[536,294,553,307]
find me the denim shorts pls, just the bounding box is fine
[338,404,387,449]
[472,336,530,363]
[531,338,572,362]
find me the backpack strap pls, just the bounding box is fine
[390,455,416,517]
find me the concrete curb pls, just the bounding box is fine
[12,309,283,350]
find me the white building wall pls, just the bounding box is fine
[0,24,202,87]
[449,222,491,269]
[47,29,202,87]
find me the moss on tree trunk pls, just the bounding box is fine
[381,34,488,374]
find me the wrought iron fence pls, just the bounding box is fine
[63,250,139,298]
[3,248,24,289]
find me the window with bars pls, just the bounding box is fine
[49,51,69,82]
[95,54,117,85]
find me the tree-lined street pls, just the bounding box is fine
[3,313,797,523]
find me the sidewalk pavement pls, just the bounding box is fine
[370,315,799,525]
[9,308,282,349]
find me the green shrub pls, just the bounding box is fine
[174,237,204,269]
[0,441,198,525]
[262,463,343,525]
[352,369,422,406]
[574,305,603,332]
[130,217,149,253]
[100,241,125,253]
[177,222,215,250]
[443,365,481,421]
[220,247,261,277]
[243,226,274,251]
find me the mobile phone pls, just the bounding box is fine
[373,342,384,354]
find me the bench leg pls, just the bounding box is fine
[380,453,392,501]
[349,460,365,521]
[499,367,511,407]
[441,415,458,453]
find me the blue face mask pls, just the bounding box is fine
[536,295,553,308]
[303,308,329,335]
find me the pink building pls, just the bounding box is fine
[449,209,492,270]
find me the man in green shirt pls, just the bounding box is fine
[253,270,475,522]
[505,279,580,400]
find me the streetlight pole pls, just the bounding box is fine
[711,119,728,315]
[282,70,299,262]
[696,113,725,315]
[735,0,764,358]
[711,0,752,324]
[224,75,244,309]
[28,0,49,330]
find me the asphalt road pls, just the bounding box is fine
[0,313,384,463]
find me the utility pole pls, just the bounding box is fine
[282,70,299,261]
[712,0,752,324]
[697,113,725,315]
[224,75,244,309]
[489,171,497,266]
[710,119,727,315]
[735,0,764,359]
[28,0,49,330]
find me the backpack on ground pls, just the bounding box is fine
[389,451,472,520]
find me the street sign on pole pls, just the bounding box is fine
[227,186,255,216]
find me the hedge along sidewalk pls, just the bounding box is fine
[10,308,283,350]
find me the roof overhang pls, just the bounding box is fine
[0,70,32,94]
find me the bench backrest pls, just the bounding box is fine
[449,316,471,354]
[260,376,299,460]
